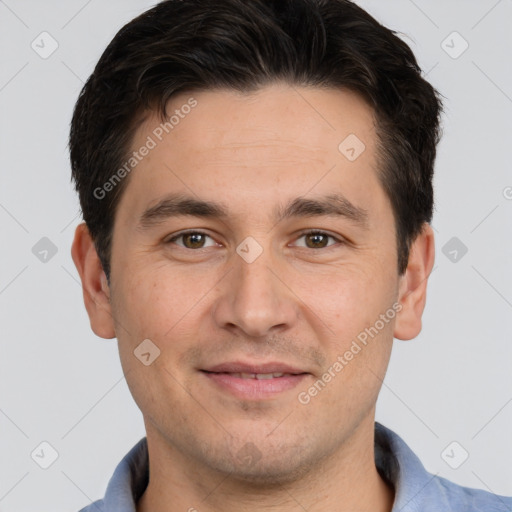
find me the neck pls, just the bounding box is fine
[137,416,395,512]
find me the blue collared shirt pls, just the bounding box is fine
[78,422,512,511]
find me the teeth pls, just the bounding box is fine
[256,373,275,380]
[230,372,287,379]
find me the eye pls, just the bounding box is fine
[292,230,342,249]
[165,231,217,249]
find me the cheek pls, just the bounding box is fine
[298,260,398,333]
[110,269,202,414]
[114,263,197,334]
[111,261,221,377]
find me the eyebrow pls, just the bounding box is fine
[276,194,368,228]
[138,192,369,230]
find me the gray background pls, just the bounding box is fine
[1,0,511,510]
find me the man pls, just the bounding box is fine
[69,0,512,511]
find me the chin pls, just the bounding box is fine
[203,440,322,487]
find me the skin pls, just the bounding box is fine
[72,83,435,512]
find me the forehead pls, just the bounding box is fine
[117,83,385,225]
[137,84,376,160]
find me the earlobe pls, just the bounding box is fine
[393,224,435,341]
[71,223,116,339]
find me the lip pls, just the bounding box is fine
[200,361,310,400]
[204,361,306,375]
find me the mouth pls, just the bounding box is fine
[209,371,296,379]
[200,362,310,399]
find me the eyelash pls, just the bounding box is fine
[165,229,344,250]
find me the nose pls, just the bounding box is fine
[211,245,299,339]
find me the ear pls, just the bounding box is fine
[394,223,435,341]
[71,223,116,339]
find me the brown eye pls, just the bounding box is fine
[166,231,216,249]
[182,233,206,248]
[305,232,329,248]
[293,230,345,249]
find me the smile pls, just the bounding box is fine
[225,372,288,379]
[200,369,309,400]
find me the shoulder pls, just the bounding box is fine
[75,437,148,512]
[375,423,512,512]
[78,500,105,512]
[427,473,512,511]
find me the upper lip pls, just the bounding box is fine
[202,361,308,375]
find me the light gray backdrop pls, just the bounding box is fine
[1,0,511,510]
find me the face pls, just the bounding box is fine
[77,83,427,484]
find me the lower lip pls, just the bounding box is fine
[201,371,308,399]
